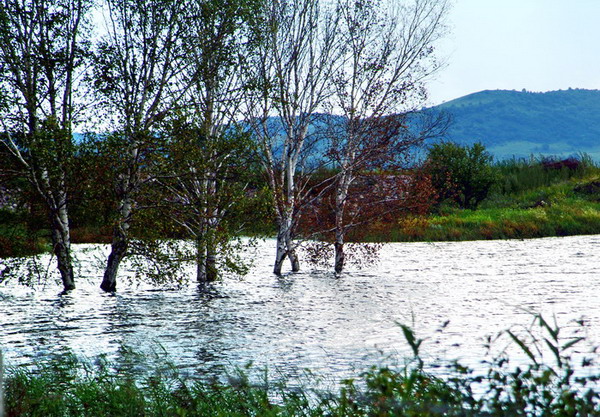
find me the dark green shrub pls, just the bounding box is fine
[425,142,497,209]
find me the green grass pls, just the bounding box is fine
[3,315,600,416]
[382,200,600,243]
[369,156,600,242]
[493,154,593,195]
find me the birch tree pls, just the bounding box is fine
[159,124,258,282]
[93,0,186,291]
[150,0,261,283]
[243,0,341,274]
[326,0,449,272]
[0,0,92,291]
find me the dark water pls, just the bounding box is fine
[2,236,600,381]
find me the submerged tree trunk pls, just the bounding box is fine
[286,231,300,272]
[273,214,299,274]
[101,193,133,292]
[196,234,207,283]
[196,243,218,282]
[273,229,288,275]
[205,243,217,282]
[196,239,218,282]
[195,171,220,283]
[204,175,219,282]
[39,167,76,292]
[334,171,351,273]
[195,223,218,283]
[334,235,345,274]
[49,205,75,291]
[101,226,128,292]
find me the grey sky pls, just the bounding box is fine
[427,0,600,105]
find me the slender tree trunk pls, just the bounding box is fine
[273,226,288,275]
[273,135,303,274]
[196,234,207,283]
[286,231,300,272]
[101,225,128,292]
[196,240,217,282]
[273,234,287,275]
[334,172,351,273]
[50,207,75,291]
[102,138,138,292]
[101,194,132,292]
[196,221,218,283]
[196,175,209,283]
[35,164,75,291]
[274,214,299,274]
[334,236,345,274]
[196,217,219,282]
[196,172,220,283]
[205,175,219,282]
[334,214,346,273]
[205,243,217,282]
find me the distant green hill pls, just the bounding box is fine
[433,88,600,160]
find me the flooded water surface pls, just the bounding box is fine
[1,235,600,381]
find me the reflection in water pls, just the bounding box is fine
[1,236,600,382]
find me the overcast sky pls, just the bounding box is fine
[427,0,600,105]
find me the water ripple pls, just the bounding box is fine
[1,235,599,382]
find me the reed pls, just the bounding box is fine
[494,153,600,195]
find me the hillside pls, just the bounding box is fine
[433,88,600,160]
[72,89,600,162]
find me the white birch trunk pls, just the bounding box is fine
[334,171,351,273]
[274,214,296,274]
[37,166,75,291]
[205,170,219,282]
[50,202,75,291]
[196,234,207,283]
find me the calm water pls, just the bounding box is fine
[1,235,600,381]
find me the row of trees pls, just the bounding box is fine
[0,0,449,293]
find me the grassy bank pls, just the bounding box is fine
[383,193,600,242]
[3,316,600,416]
[366,157,600,242]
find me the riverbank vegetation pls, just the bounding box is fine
[1,0,599,289]
[3,148,600,282]
[3,315,600,416]
[363,152,600,242]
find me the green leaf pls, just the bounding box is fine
[562,337,585,351]
[544,338,562,367]
[537,314,559,341]
[506,330,538,366]
[397,323,422,358]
